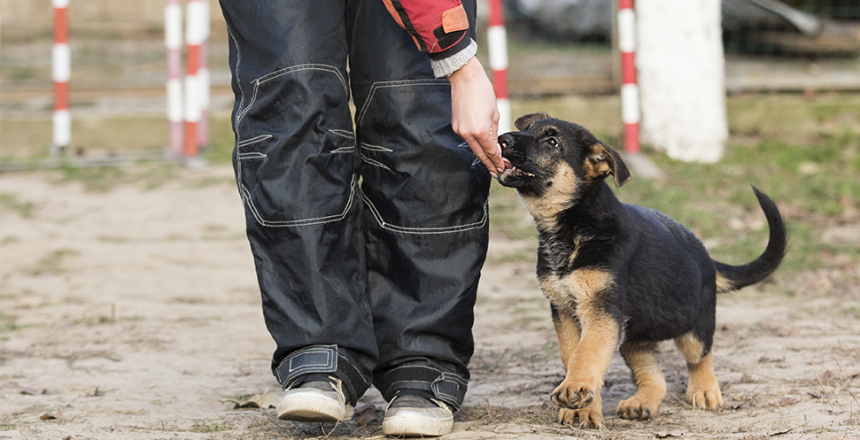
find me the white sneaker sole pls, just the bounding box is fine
[382,414,453,437]
[277,391,354,423]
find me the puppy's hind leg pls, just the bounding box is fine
[617,341,666,420]
[675,333,723,410]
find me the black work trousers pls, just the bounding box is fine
[219,0,490,410]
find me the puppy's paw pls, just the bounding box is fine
[616,395,662,420]
[551,380,597,409]
[686,386,723,410]
[558,407,604,428]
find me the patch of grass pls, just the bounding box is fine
[56,164,127,192]
[612,131,860,275]
[73,315,113,326]
[54,162,179,192]
[1,236,21,246]
[27,248,79,276]
[0,312,18,332]
[189,421,232,433]
[841,305,860,319]
[0,193,35,218]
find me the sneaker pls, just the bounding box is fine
[277,374,354,423]
[382,391,454,437]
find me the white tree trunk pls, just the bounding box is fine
[636,0,728,163]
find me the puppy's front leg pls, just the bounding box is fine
[552,300,619,428]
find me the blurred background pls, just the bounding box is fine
[0,0,859,279]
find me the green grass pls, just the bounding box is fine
[28,248,80,276]
[189,422,232,433]
[615,133,859,274]
[0,193,36,218]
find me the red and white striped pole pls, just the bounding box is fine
[165,0,183,157]
[184,0,206,157]
[52,0,71,155]
[196,0,210,149]
[618,0,640,154]
[487,0,511,135]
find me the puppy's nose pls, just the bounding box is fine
[498,133,514,150]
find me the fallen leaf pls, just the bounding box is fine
[731,401,751,410]
[821,370,860,381]
[39,410,62,420]
[655,430,685,438]
[20,387,39,395]
[355,404,378,427]
[778,397,796,407]
[808,391,828,399]
[221,390,278,410]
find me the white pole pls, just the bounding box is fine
[184,0,206,157]
[197,0,211,148]
[487,0,511,135]
[637,0,728,163]
[52,0,71,155]
[165,0,183,157]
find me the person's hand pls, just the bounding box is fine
[448,56,504,178]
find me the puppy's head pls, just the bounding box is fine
[497,113,631,202]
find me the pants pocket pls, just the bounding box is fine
[235,65,357,227]
[356,79,490,234]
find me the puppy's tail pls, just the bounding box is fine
[713,186,787,293]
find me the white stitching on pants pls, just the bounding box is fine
[360,142,393,153]
[236,64,347,133]
[359,187,489,235]
[329,129,355,139]
[239,172,358,228]
[238,134,272,148]
[360,153,391,171]
[357,79,448,127]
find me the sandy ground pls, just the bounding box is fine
[1,164,859,440]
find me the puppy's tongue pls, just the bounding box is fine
[503,158,513,170]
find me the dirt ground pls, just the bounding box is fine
[1,164,859,440]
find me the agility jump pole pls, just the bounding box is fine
[197,0,211,149]
[487,0,511,135]
[183,0,206,157]
[52,0,71,155]
[165,0,184,157]
[618,0,640,154]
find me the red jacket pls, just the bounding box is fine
[381,0,476,61]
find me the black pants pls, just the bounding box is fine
[219,0,489,409]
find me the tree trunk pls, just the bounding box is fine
[636,0,728,163]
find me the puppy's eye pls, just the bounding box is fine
[547,138,559,148]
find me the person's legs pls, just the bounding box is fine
[219,0,375,413]
[347,0,490,417]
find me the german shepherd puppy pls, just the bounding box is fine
[496,113,787,427]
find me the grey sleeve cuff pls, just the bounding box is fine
[430,39,478,78]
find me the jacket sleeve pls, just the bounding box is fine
[381,0,478,77]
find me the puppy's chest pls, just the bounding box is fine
[538,236,612,310]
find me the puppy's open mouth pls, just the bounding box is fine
[500,157,535,179]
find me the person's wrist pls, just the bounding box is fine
[447,56,483,84]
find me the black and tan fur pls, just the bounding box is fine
[496,113,787,427]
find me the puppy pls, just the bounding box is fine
[496,113,787,427]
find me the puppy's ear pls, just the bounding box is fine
[585,143,632,188]
[514,112,551,131]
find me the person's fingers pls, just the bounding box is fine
[463,136,498,178]
[475,129,504,173]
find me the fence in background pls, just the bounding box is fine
[1,0,858,159]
